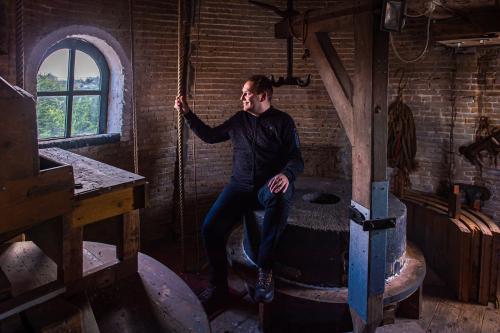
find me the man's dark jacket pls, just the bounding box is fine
[184,107,304,188]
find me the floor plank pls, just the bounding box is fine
[427,301,462,333]
[456,302,485,333]
[481,307,500,333]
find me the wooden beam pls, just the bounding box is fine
[0,165,74,235]
[117,210,140,261]
[348,0,390,331]
[432,10,500,41]
[62,215,83,284]
[317,32,353,103]
[279,0,372,38]
[352,12,373,208]
[306,31,354,144]
[71,187,136,228]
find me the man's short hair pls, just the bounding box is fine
[248,75,273,100]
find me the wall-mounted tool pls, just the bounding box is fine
[249,0,310,87]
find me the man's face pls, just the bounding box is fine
[240,81,262,113]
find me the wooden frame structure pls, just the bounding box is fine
[0,75,147,321]
[276,1,390,331]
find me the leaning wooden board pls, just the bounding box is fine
[403,193,482,303]
[466,209,500,304]
[401,197,472,302]
[403,190,498,304]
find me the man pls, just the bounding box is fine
[174,75,303,309]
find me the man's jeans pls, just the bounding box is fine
[201,181,294,288]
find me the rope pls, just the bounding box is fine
[177,0,187,271]
[389,12,432,64]
[448,52,457,184]
[192,0,202,272]
[387,69,417,187]
[389,0,436,64]
[129,0,139,174]
[15,0,24,88]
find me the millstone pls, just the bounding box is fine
[243,176,406,288]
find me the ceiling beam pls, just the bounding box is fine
[432,9,500,42]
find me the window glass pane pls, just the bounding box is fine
[74,50,101,90]
[37,49,69,92]
[72,96,100,136]
[36,96,67,139]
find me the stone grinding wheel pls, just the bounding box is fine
[243,177,407,288]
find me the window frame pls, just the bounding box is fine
[37,38,110,139]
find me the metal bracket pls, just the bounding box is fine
[349,205,396,231]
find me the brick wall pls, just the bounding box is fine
[180,0,351,264]
[0,0,17,84]
[389,17,500,223]
[2,0,496,249]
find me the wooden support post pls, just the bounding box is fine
[397,286,423,319]
[449,184,461,218]
[61,214,83,285]
[348,1,389,332]
[116,210,140,277]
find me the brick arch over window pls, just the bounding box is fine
[25,26,132,137]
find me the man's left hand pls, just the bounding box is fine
[268,173,289,193]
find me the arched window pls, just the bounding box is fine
[36,38,109,140]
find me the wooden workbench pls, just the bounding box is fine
[37,147,147,287]
[0,148,147,320]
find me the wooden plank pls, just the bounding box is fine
[71,187,135,228]
[62,216,83,284]
[481,306,500,333]
[371,23,389,182]
[455,302,485,333]
[402,195,472,302]
[426,301,461,333]
[352,6,373,208]
[0,164,74,235]
[407,192,492,304]
[465,212,493,305]
[0,77,39,182]
[404,192,481,301]
[283,0,372,35]
[448,184,461,218]
[39,148,145,200]
[315,32,353,103]
[467,209,500,304]
[117,210,140,261]
[418,293,439,331]
[306,31,354,143]
[432,10,500,42]
[396,286,422,319]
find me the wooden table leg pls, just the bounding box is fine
[61,214,83,285]
[116,210,140,278]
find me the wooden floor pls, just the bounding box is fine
[140,239,500,333]
[206,270,500,333]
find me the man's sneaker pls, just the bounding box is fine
[198,285,229,313]
[254,268,274,303]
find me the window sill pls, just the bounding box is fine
[38,133,120,150]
